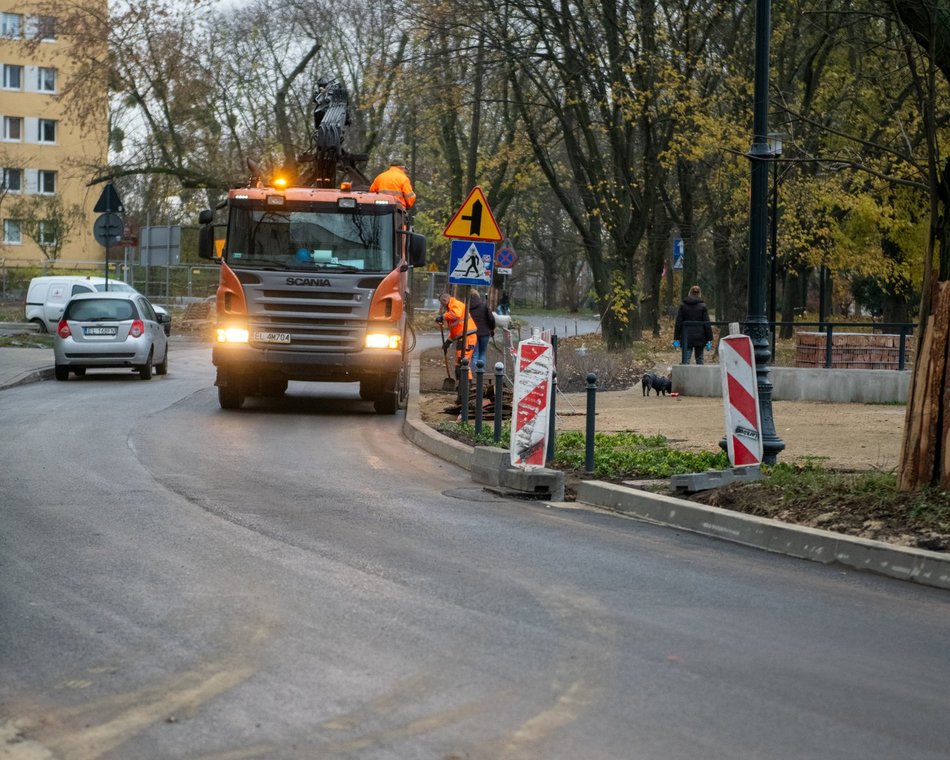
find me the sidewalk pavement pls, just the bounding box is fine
[0,346,54,390]
[3,344,947,591]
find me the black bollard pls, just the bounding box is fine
[474,359,485,436]
[546,368,557,465]
[494,361,505,442]
[459,358,470,424]
[585,372,597,474]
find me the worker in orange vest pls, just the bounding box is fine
[369,162,416,208]
[435,292,476,379]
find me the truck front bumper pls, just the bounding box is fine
[212,343,404,383]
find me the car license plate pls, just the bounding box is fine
[84,326,117,336]
[253,331,291,344]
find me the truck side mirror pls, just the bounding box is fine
[408,232,426,268]
[198,223,215,260]
[198,208,214,225]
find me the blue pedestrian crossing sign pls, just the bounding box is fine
[673,238,684,270]
[448,240,494,285]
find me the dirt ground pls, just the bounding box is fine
[416,347,904,472]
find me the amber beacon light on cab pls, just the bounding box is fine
[198,80,426,412]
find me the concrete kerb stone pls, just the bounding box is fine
[576,480,950,590]
[1,366,54,391]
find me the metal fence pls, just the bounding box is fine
[681,320,917,370]
[0,259,224,306]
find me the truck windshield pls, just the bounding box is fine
[227,208,395,271]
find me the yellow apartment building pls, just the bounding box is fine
[0,0,107,268]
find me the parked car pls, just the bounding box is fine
[25,276,171,336]
[53,292,169,381]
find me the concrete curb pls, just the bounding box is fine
[405,358,950,591]
[575,481,950,590]
[403,359,565,500]
[0,366,54,391]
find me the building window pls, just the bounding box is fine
[37,67,56,92]
[37,170,55,194]
[2,116,22,141]
[33,15,56,41]
[2,64,22,89]
[38,220,56,245]
[3,219,22,244]
[1,13,22,38]
[2,168,21,192]
[38,119,56,143]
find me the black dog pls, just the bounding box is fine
[641,372,672,397]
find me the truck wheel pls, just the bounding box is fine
[218,383,245,410]
[374,392,397,415]
[359,378,382,400]
[31,318,48,334]
[373,371,404,415]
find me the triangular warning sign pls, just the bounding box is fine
[93,183,124,213]
[450,242,490,280]
[443,186,502,241]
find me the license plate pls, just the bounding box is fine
[84,326,117,336]
[253,331,291,344]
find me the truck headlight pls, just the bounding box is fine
[365,333,401,350]
[216,326,250,343]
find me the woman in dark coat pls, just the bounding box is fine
[673,285,713,364]
[468,290,496,370]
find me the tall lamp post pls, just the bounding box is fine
[746,0,785,464]
[768,132,783,356]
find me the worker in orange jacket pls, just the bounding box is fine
[435,292,476,379]
[369,162,416,208]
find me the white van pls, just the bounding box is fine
[25,276,170,335]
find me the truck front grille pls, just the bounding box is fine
[246,283,369,352]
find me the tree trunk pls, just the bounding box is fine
[898,280,950,490]
[712,222,744,322]
[643,197,671,336]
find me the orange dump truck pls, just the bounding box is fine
[197,80,425,412]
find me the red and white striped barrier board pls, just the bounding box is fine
[719,334,764,466]
[510,335,554,467]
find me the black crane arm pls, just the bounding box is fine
[297,79,369,189]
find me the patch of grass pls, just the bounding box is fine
[0,334,53,348]
[552,430,729,479]
[909,490,950,530]
[0,303,23,322]
[436,420,511,448]
[435,423,729,480]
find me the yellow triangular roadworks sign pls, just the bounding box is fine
[443,186,503,242]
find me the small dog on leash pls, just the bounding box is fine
[641,372,672,397]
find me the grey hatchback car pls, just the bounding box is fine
[54,291,169,380]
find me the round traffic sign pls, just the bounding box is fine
[93,213,124,247]
[495,247,517,268]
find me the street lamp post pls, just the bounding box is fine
[768,133,783,357]
[746,0,785,464]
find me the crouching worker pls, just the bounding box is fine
[435,292,477,381]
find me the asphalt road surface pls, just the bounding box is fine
[1,339,948,759]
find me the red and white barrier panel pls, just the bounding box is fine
[719,334,764,466]
[511,335,554,467]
